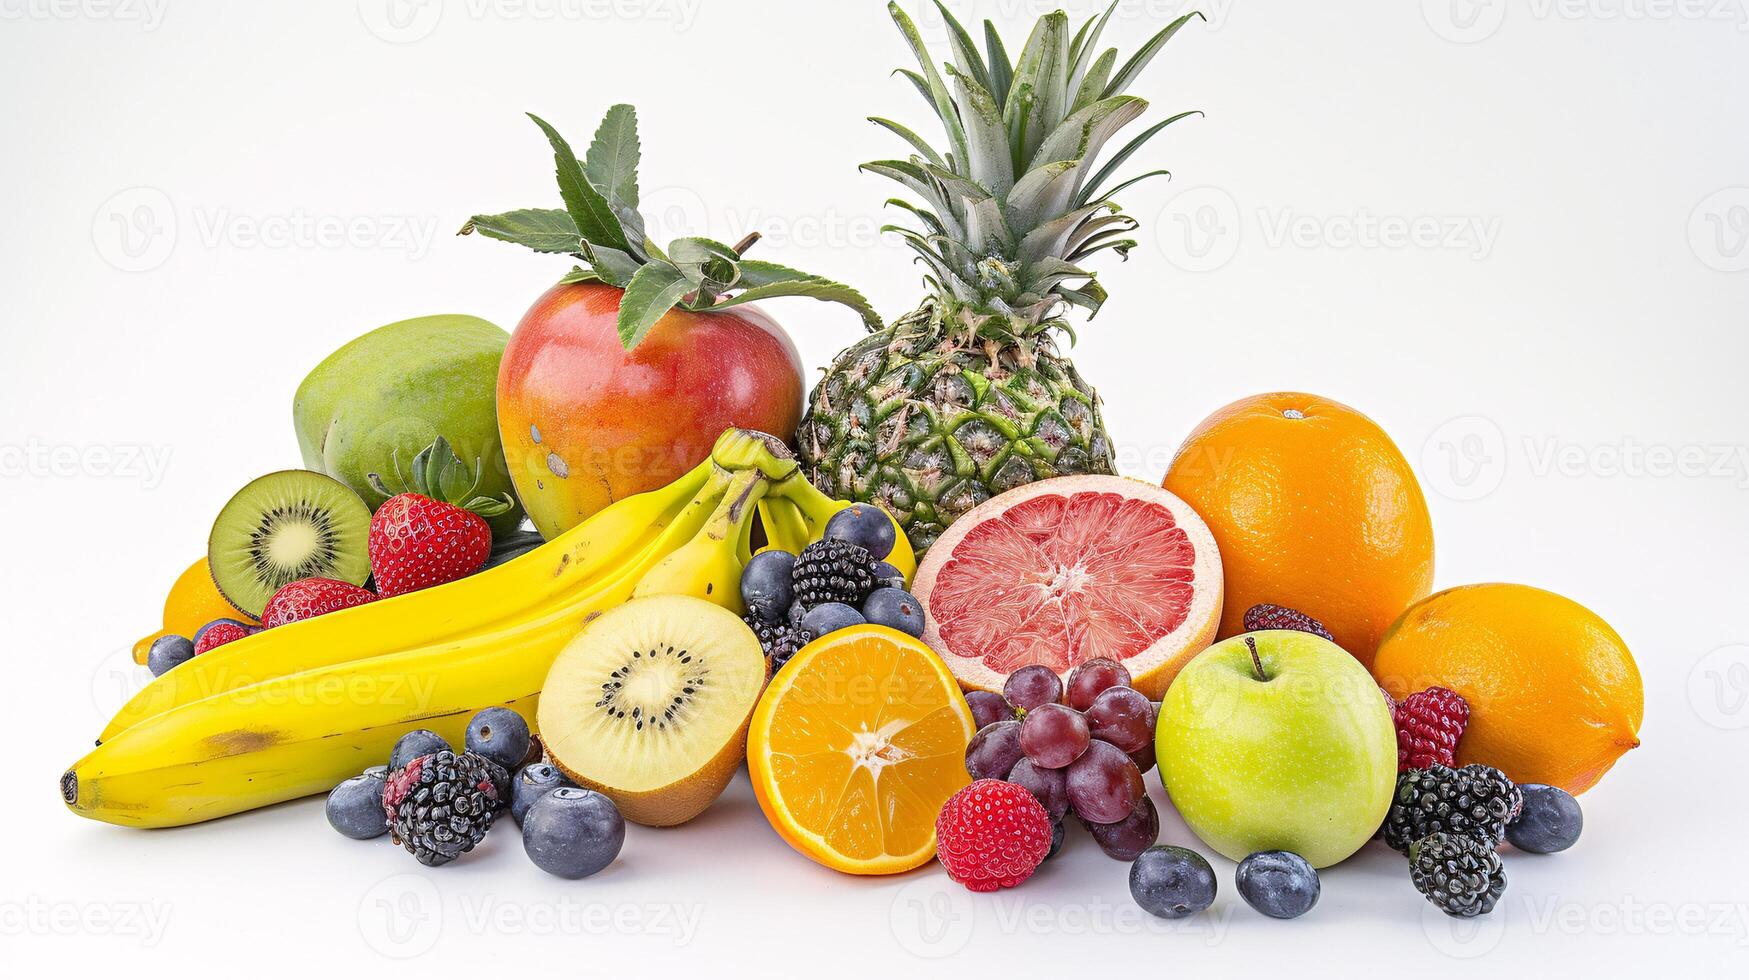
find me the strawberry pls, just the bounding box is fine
[193,621,255,655]
[261,577,379,629]
[367,437,516,598]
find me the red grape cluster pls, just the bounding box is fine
[962,660,1162,861]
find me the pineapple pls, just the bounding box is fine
[798,1,1202,554]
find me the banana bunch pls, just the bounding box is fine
[66,428,828,829]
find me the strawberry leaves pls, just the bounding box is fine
[464,103,881,348]
[367,437,515,519]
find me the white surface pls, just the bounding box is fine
[4,1,1748,975]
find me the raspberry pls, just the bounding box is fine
[1242,603,1335,643]
[1394,687,1470,771]
[935,779,1053,892]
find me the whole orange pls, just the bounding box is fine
[1162,392,1434,668]
[130,558,258,664]
[1373,583,1642,794]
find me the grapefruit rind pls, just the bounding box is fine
[914,475,1223,700]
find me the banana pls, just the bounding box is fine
[756,497,814,555]
[98,456,721,742]
[65,461,766,828]
[631,468,769,614]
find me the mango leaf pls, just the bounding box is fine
[667,236,743,296]
[707,267,882,332]
[459,208,581,254]
[616,260,692,349]
[585,103,640,213]
[583,243,643,286]
[527,113,632,254]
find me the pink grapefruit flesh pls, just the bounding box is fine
[914,475,1224,700]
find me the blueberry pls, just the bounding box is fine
[523,787,625,879]
[1130,845,1217,919]
[465,707,531,771]
[1508,783,1583,854]
[511,763,574,825]
[740,550,796,622]
[801,602,864,639]
[146,635,195,676]
[193,619,251,646]
[1235,851,1319,919]
[824,504,897,560]
[389,729,450,770]
[862,587,925,637]
[326,771,388,840]
[872,561,906,591]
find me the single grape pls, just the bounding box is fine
[965,690,1014,731]
[1130,845,1217,919]
[1065,739,1145,824]
[801,602,864,639]
[1085,796,1159,861]
[1129,746,1157,776]
[862,587,925,637]
[1066,657,1132,711]
[1019,703,1090,769]
[1007,757,1070,822]
[964,720,1024,781]
[739,550,796,622]
[1235,851,1320,919]
[1085,686,1155,753]
[824,503,897,560]
[1004,665,1063,712]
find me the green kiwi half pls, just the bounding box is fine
[207,470,372,617]
[538,595,767,827]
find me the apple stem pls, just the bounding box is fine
[732,232,761,257]
[1245,636,1269,682]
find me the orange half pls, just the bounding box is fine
[748,626,975,875]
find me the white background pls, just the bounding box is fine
[4,0,1748,975]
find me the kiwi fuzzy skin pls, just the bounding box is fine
[548,707,754,827]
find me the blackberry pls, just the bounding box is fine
[791,540,878,608]
[1409,832,1507,917]
[381,750,500,867]
[743,614,808,670]
[1383,763,1524,854]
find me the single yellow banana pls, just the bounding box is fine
[64,463,761,828]
[98,457,721,742]
[631,468,768,615]
[756,497,813,555]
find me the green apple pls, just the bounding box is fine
[1156,629,1396,868]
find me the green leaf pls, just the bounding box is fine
[1067,1,1119,94]
[527,113,632,254]
[584,243,644,286]
[868,116,946,168]
[709,276,882,332]
[1090,168,1171,206]
[983,20,1013,107]
[459,208,581,254]
[932,0,992,96]
[945,64,1014,199]
[1077,110,1199,205]
[667,236,743,297]
[1004,12,1068,170]
[557,266,605,285]
[1004,160,1080,235]
[616,261,692,349]
[1071,48,1116,115]
[1104,11,1203,98]
[584,103,641,214]
[1029,95,1146,172]
[887,2,970,179]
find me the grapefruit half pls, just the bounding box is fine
[914,476,1224,700]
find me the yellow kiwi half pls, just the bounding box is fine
[537,595,766,827]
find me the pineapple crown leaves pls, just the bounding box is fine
[366,436,516,519]
[461,104,882,349]
[867,1,1202,335]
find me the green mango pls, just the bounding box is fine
[294,314,525,537]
